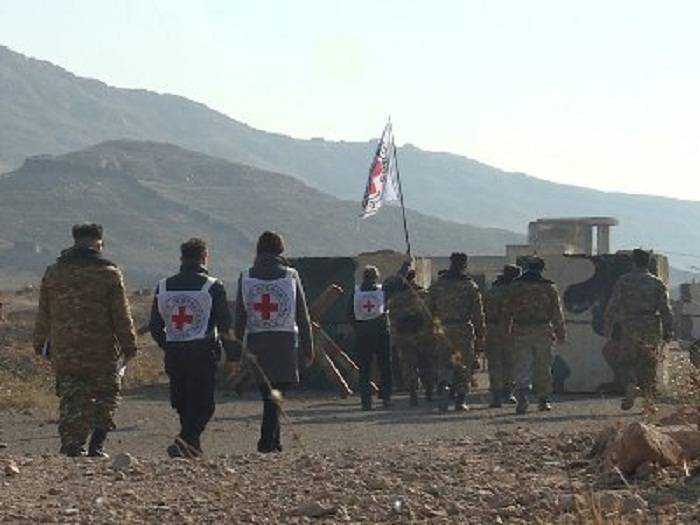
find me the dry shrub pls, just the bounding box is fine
[0,368,56,415]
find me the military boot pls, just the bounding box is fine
[503,389,518,405]
[489,390,502,408]
[621,385,641,411]
[515,389,529,415]
[87,428,109,458]
[62,443,87,458]
[538,397,552,412]
[454,393,469,412]
[409,389,419,407]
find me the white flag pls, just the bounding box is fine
[360,121,400,218]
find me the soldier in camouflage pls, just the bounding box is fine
[603,249,673,411]
[385,270,436,407]
[428,252,485,412]
[484,264,521,408]
[33,224,138,457]
[502,257,566,415]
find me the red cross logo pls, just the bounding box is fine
[362,299,376,313]
[171,306,193,331]
[368,159,383,195]
[254,293,279,321]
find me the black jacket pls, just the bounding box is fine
[149,263,234,360]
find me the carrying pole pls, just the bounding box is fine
[393,145,412,256]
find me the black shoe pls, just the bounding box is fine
[167,443,185,458]
[489,391,503,408]
[87,428,109,458]
[454,394,469,412]
[538,398,552,412]
[62,443,86,457]
[409,390,419,407]
[503,390,518,405]
[257,441,282,454]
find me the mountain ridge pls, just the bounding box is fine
[2,44,700,270]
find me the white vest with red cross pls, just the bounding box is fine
[156,276,217,343]
[353,286,385,321]
[241,268,297,334]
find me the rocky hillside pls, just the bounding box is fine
[0,141,522,287]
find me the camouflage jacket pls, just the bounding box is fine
[428,271,485,339]
[386,277,432,335]
[603,268,673,339]
[484,277,510,326]
[501,271,566,340]
[33,246,137,375]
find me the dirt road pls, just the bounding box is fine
[1,382,639,457]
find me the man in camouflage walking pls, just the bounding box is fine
[502,257,566,415]
[603,249,673,411]
[34,224,138,457]
[484,264,521,408]
[428,252,485,412]
[385,269,435,407]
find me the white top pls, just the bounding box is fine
[156,276,217,343]
[353,286,386,321]
[241,268,298,333]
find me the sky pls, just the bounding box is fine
[1,0,699,200]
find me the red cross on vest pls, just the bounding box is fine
[362,299,376,313]
[171,306,193,330]
[254,293,279,321]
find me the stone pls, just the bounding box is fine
[662,426,700,459]
[603,422,684,474]
[595,491,623,513]
[659,406,700,428]
[0,443,8,449]
[365,477,388,490]
[294,501,337,518]
[63,508,79,516]
[4,461,20,477]
[112,453,138,471]
[622,494,648,514]
[634,460,658,479]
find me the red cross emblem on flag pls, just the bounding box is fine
[253,293,279,320]
[362,299,376,313]
[171,305,194,331]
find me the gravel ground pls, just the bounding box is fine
[4,386,700,523]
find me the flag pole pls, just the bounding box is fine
[393,144,412,256]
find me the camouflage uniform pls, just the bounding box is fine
[386,278,435,404]
[502,269,566,411]
[484,278,516,402]
[428,271,485,405]
[603,267,673,406]
[33,246,137,453]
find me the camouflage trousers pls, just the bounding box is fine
[618,325,662,398]
[437,323,474,396]
[513,332,554,398]
[56,371,120,448]
[485,327,516,394]
[394,331,436,394]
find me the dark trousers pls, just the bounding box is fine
[356,331,392,401]
[259,382,289,451]
[164,349,216,449]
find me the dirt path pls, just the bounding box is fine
[1,382,639,458]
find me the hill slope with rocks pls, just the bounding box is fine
[0,141,522,287]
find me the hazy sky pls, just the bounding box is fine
[1,0,699,200]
